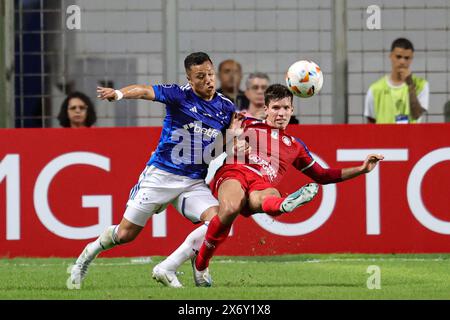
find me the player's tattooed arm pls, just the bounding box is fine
[96,85,155,101]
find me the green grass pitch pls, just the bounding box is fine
[0,254,449,300]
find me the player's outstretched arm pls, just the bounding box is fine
[341,154,384,181]
[96,85,155,101]
[302,154,384,184]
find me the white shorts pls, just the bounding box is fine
[124,165,219,227]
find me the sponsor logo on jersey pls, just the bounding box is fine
[182,121,220,139]
[183,123,194,130]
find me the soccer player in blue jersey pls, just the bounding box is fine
[67,52,243,289]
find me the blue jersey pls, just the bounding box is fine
[148,83,236,179]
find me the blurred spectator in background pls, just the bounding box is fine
[364,38,429,124]
[217,59,249,111]
[444,101,450,122]
[244,72,270,119]
[242,72,299,123]
[58,91,97,128]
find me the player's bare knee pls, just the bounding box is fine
[200,205,218,221]
[220,199,244,219]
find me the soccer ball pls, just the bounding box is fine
[285,60,323,98]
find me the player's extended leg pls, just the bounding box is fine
[248,187,281,214]
[67,208,144,289]
[152,205,217,288]
[194,179,247,286]
[250,183,320,216]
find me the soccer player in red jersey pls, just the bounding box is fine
[154,84,383,287]
[190,84,384,286]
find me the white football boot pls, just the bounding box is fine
[191,256,212,287]
[281,183,319,213]
[66,245,95,290]
[152,264,183,288]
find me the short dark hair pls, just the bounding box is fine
[264,84,293,106]
[184,52,213,71]
[58,91,97,127]
[391,38,414,52]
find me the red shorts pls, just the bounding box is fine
[209,164,273,217]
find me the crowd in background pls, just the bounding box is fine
[59,37,450,128]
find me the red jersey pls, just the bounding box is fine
[227,118,315,185]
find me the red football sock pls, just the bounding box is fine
[196,215,232,271]
[261,196,285,216]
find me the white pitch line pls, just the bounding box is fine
[0,257,447,268]
[214,258,448,264]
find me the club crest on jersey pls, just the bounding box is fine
[282,136,292,146]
